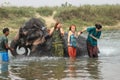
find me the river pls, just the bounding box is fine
[0,30,120,80]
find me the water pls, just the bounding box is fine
[0,30,120,80]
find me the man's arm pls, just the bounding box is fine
[90,32,101,40]
[90,34,98,40]
[5,43,13,53]
[78,27,87,35]
[81,27,87,32]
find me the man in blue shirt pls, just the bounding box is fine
[79,24,102,58]
[0,28,13,62]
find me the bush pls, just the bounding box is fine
[55,5,120,26]
[36,7,54,16]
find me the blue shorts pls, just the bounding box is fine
[0,52,9,62]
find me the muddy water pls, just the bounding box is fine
[0,30,120,80]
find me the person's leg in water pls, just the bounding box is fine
[68,46,76,58]
[93,46,98,58]
[87,42,93,58]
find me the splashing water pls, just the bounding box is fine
[97,30,120,57]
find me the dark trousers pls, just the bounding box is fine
[87,42,98,58]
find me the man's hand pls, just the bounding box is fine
[78,31,83,35]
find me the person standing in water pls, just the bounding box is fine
[68,25,79,58]
[80,23,102,58]
[0,28,13,62]
[49,22,64,57]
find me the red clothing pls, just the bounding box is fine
[87,42,98,58]
[68,46,76,58]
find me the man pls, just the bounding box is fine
[79,23,102,58]
[0,28,13,62]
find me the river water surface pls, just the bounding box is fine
[0,30,120,80]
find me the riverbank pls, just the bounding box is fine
[0,5,120,38]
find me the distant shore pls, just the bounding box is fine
[0,5,120,38]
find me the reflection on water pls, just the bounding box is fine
[86,58,102,80]
[8,57,66,80]
[0,56,120,80]
[0,57,103,80]
[0,31,120,80]
[63,57,103,80]
[67,58,76,78]
[0,63,9,80]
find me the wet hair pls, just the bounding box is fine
[3,28,9,34]
[95,23,102,29]
[54,22,60,29]
[69,24,76,31]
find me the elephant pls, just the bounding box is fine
[10,18,88,57]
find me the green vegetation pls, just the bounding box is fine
[55,5,120,28]
[36,7,54,16]
[0,5,120,37]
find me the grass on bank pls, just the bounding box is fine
[0,5,120,38]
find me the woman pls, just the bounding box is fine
[49,22,64,57]
[80,23,102,58]
[67,25,78,58]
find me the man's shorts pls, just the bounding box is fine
[0,52,9,62]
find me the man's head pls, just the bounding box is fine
[3,28,9,36]
[95,23,102,31]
